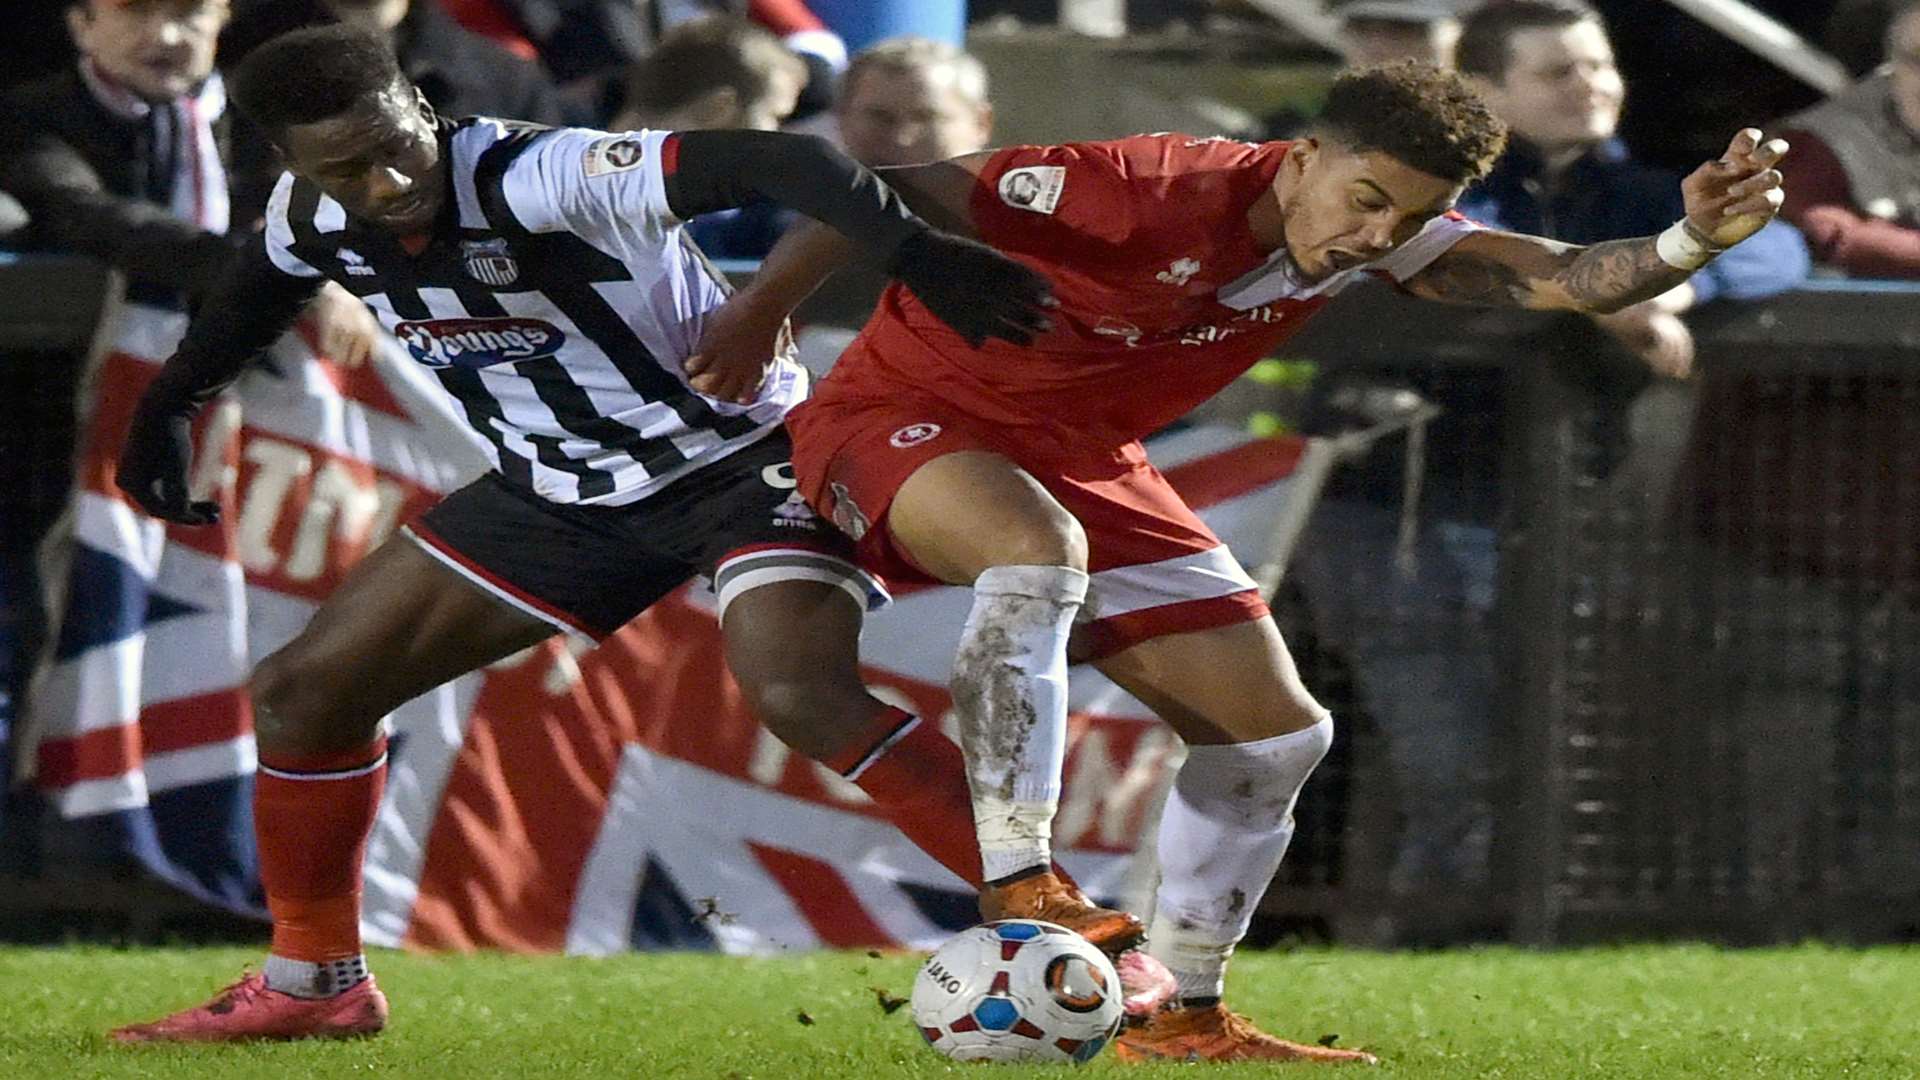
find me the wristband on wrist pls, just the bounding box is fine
[1655,218,1725,271]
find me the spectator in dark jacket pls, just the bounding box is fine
[1458,0,1809,380]
[0,0,377,742]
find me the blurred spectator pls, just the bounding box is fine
[836,35,992,168]
[0,0,378,757]
[615,15,806,132]
[1266,2,1461,138]
[1778,0,1920,278]
[1293,1,1808,927]
[3,0,238,292]
[1329,0,1463,68]
[615,15,808,259]
[437,2,844,127]
[1458,0,1811,377]
[219,0,574,222]
[1825,0,1906,76]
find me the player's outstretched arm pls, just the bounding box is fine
[1404,128,1789,314]
[116,238,321,524]
[668,132,1049,345]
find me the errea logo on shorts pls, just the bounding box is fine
[889,423,942,448]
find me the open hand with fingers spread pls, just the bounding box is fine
[1681,128,1790,250]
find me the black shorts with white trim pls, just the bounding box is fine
[406,430,886,639]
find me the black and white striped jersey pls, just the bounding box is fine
[262,117,806,506]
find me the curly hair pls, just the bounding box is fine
[229,24,409,137]
[1314,60,1508,184]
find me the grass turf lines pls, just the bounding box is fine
[3,943,1917,1078]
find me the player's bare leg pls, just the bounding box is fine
[887,451,1145,953]
[112,536,554,1044]
[721,574,1002,888]
[1090,617,1378,1064]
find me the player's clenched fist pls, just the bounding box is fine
[888,229,1055,349]
[1681,128,1789,250]
[116,372,220,526]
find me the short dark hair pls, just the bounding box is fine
[229,24,409,136]
[626,15,804,116]
[1314,61,1508,184]
[1456,0,1602,82]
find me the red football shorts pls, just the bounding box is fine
[786,388,1270,660]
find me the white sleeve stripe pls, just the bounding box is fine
[266,239,324,278]
[1377,214,1483,281]
[263,173,324,280]
[453,120,507,230]
[499,127,677,238]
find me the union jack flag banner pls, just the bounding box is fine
[22,298,1317,952]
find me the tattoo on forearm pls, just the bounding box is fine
[1412,250,1537,306]
[1554,236,1690,310]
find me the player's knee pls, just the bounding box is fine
[248,643,378,756]
[981,511,1088,576]
[1176,714,1334,831]
[739,676,865,759]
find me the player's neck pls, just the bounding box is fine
[1246,186,1287,255]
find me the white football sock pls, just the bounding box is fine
[953,564,1088,882]
[1147,716,1333,1001]
[264,952,370,998]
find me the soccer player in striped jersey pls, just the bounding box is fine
[108,24,1055,1043]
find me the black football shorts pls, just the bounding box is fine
[404,429,887,639]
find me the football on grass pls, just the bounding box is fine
[910,919,1125,1064]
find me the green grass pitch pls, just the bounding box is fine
[4,943,1918,1078]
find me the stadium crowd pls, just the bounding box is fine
[1,0,1915,983]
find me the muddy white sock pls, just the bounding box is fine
[954,564,1088,882]
[1148,717,1333,1000]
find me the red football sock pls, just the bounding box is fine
[254,736,388,962]
[825,708,987,889]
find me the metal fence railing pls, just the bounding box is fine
[1243,281,1920,945]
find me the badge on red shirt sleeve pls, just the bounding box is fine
[997,165,1065,214]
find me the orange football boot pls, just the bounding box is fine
[978,870,1147,955]
[1113,1002,1379,1064]
[111,971,388,1044]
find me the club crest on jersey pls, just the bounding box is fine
[460,238,520,286]
[583,135,647,177]
[889,422,942,448]
[998,166,1064,215]
[393,316,566,369]
[1156,257,1201,286]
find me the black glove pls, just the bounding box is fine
[887,229,1055,349]
[116,372,220,525]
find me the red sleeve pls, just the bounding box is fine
[966,142,1144,259]
[1779,128,1920,279]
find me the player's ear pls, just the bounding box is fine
[413,85,438,125]
[1288,137,1319,177]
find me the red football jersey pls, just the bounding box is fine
[826,133,1477,452]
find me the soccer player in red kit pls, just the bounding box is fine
[691,61,1790,1063]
